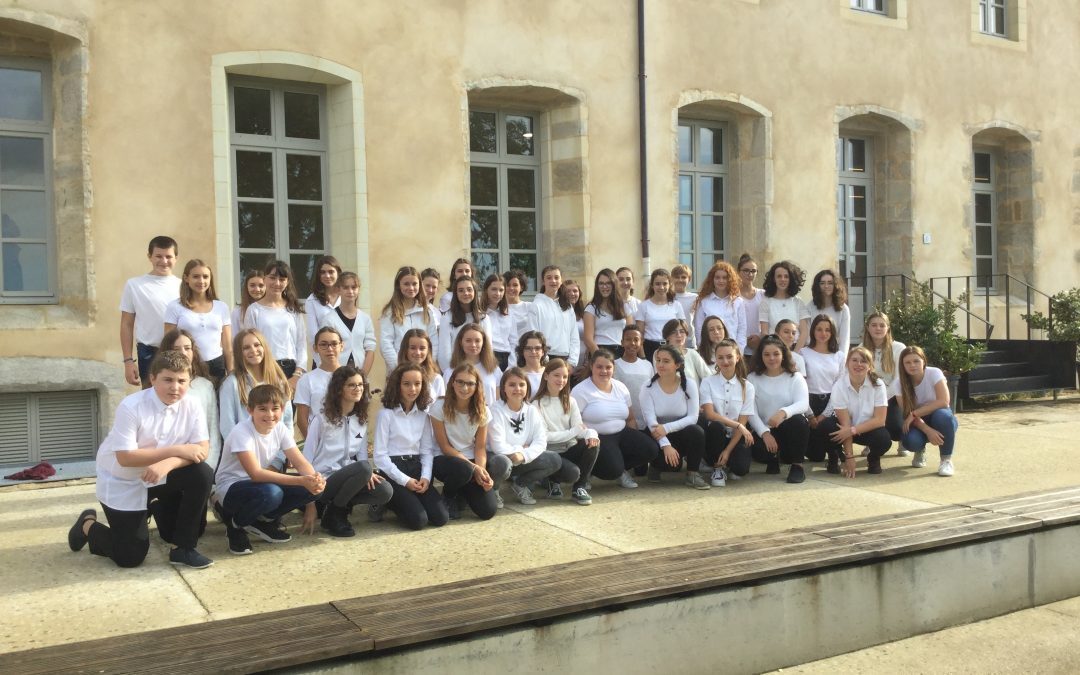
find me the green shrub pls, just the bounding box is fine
[878,281,984,374]
[1022,288,1080,343]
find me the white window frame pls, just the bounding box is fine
[468,108,542,293]
[0,56,56,305]
[850,0,887,15]
[677,118,728,271]
[837,136,874,290]
[972,149,998,291]
[228,76,329,297]
[979,0,1007,37]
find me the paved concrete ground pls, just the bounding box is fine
[1,395,1078,664]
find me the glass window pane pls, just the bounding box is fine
[470,209,498,249]
[974,153,992,183]
[286,154,322,201]
[712,214,724,252]
[699,127,722,166]
[974,193,992,224]
[993,6,1005,34]
[678,125,692,164]
[839,257,849,280]
[700,176,723,213]
[288,204,324,249]
[289,254,318,298]
[237,252,274,287]
[0,136,45,187]
[680,253,694,268]
[507,169,535,208]
[846,139,866,172]
[235,150,274,199]
[470,166,498,207]
[508,253,538,292]
[975,224,993,255]
[854,221,867,253]
[0,68,43,121]
[283,92,320,140]
[505,115,534,156]
[237,202,275,249]
[3,242,48,292]
[678,175,692,211]
[976,257,994,288]
[679,214,693,250]
[471,252,499,289]
[233,86,272,136]
[469,111,497,154]
[699,215,716,250]
[508,211,536,250]
[851,185,867,219]
[851,254,867,283]
[1,190,48,240]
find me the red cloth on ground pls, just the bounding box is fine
[4,461,56,480]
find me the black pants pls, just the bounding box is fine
[751,414,810,466]
[642,339,662,362]
[89,462,213,567]
[650,424,706,472]
[806,393,832,461]
[380,455,448,530]
[494,351,510,371]
[277,358,297,378]
[432,455,502,520]
[597,344,624,360]
[592,428,659,480]
[885,397,903,442]
[206,355,226,380]
[560,440,600,490]
[817,417,893,461]
[704,423,753,476]
[319,460,394,509]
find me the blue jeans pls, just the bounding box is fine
[901,408,958,458]
[222,480,318,527]
[136,343,157,384]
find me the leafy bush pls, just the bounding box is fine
[878,281,984,374]
[1022,288,1080,343]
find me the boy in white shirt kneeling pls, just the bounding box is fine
[67,350,215,569]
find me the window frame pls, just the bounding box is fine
[972,148,998,291]
[467,108,542,294]
[0,56,57,305]
[228,76,330,297]
[836,135,874,290]
[850,0,887,15]
[677,118,729,271]
[979,0,1008,37]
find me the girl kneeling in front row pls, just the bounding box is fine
[818,347,891,477]
[373,364,448,529]
[748,335,811,483]
[430,363,510,520]
[898,346,959,477]
[302,367,393,537]
[699,339,756,487]
[489,368,561,505]
[534,358,599,505]
[640,346,709,489]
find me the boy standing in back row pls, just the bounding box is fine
[120,235,181,387]
[68,350,215,569]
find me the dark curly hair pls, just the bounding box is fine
[762,260,806,298]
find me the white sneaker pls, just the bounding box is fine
[897,446,911,457]
[510,480,537,505]
[727,470,741,481]
[912,451,927,468]
[938,459,955,477]
[710,467,727,487]
[617,471,638,489]
[495,490,505,509]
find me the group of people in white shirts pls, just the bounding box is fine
[68,237,959,570]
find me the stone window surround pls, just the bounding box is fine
[971,0,1028,51]
[842,0,909,30]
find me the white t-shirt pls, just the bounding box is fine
[571,378,632,436]
[305,294,341,366]
[294,368,333,421]
[120,273,181,347]
[303,413,368,477]
[443,363,501,408]
[829,376,888,426]
[584,302,629,347]
[634,298,686,341]
[217,416,296,500]
[872,340,907,398]
[163,299,232,360]
[244,303,307,365]
[758,296,811,334]
[800,348,846,395]
[912,366,947,409]
[428,398,488,460]
[741,288,765,351]
[614,357,654,428]
[815,304,851,355]
[95,388,209,511]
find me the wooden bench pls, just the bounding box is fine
[5,486,1080,673]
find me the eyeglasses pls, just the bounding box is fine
[668,329,688,335]
[453,379,478,388]
[344,383,364,390]
[523,346,544,352]
[317,341,342,349]
[740,268,758,275]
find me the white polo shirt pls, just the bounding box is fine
[119,273,181,347]
[95,388,209,511]
[829,376,888,426]
[700,373,756,432]
[217,417,296,500]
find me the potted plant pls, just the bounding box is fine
[878,281,985,410]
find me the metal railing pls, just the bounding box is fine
[925,274,1053,341]
[849,274,995,340]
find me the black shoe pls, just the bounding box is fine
[766,459,781,475]
[321,505,356,538]
[169,547,214,569]
[243,519,292,543]
[368,504,385,523]
[210,499,228,524]
[315,501,326,519]
[867,454,882,475]
[444,495,461,521]
[147,499,174,544]
[827,457,840,475]
[227,525,253,555]
[786,464,806,484]
[68,509,96,551]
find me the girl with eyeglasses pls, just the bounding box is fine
[295,326,345,438]
[515,330,549,395]
[584,268,628,358]
[736,253,766,356]
[444,323,502,405]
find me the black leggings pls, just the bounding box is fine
[433,455,500,521]
[380,455,448,530]
[494,351,511,371]
[642,339,662,362]
[704,423,753,476]
[817,417,893,461]
[650,424,706,472]
[885,398,903,442]
[560,440,600,490]
[751,414,810,466]
[592,428,659,480]
[319,460,394,509]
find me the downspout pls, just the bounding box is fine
[637,0,650,274]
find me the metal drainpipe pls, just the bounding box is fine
[637,0,650,275]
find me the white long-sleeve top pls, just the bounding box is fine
[379,304,439,371]
[639,377,700,447]
[693,293,747,350]
[218,373,294,444]
[187,377,221,469]
[528,293,579,363]
[303,413,368,476]
[682,348,713,385]
[747,371,810,435]
[700,373,756,434]
[535,395,598,452]
[487,307,519,356]
[487,400,548,464]
[244,302,307,366]
[871,340,907,398]
[437,312,493,371]
[800,348,847,395]
[813,303,851,355]
[373,405,435,485]
[305,294,341,366]
[320,307,376,369]
[507,301,532,343]
[634,298,686,341]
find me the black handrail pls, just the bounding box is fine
[851,273,995,340]
[926,274,1054,341]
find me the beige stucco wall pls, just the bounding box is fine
[1,0,1078,395]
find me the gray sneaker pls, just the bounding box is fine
[912,450,927,468]
[510,480,536,505]
[685,473,711,490]
[572,487,592,505]
[710,467,727,487]
[547,481,563,499]
[897,445,911,457]
[617,471,639,489]
[495,489,505,509]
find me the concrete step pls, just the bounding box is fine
[968,374,1058,396]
